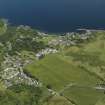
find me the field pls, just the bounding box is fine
[25,53,105,105]
[1,19,105,105]
[63,86,104,105]
[24,33,105,105]
[65,33,105,81]
[43,96,73,105]
[25,54,102,91]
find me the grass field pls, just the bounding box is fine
[25,53,105,105]
[25,53,102,91]
[64,33,105,81]
[95,96,105,105]
[43,96,73,105]
[25,33,105,105]
[63,86,104,105]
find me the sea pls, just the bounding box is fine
[0,0,105,33]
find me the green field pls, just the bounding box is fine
[95,96,105,105]
[43,96,73,105]
[25,53,105,105]
[64,33,105,81]
[63,86,104,105]
[24,33,105,105]
[25,54,102,91]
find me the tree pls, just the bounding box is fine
[0,19,8,36]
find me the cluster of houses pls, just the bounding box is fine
[35,30,93,60]
[0,54,41,88]
[16,25,31,31]
[36,48,58,59]
[48,30,92,47]
[1,68,20,80]
[49,38,76,47]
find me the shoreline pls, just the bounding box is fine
[37,28,105,36]
[1,18,105,36]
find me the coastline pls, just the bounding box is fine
[37,28,105,36]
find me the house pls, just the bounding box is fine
[36,48,58,60]
[36,53,44,60]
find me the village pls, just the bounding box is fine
[0,22,105,105]
[0,22,104,91]
[0,53,42,88]
[0,28,95,88]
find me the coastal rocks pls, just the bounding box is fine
[37,31,48,36]
[16,25,31,31]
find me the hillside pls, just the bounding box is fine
[0,19,105,105]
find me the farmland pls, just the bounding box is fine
[25,54,102,90]
[1,19,105,105]
[63,86,104,105]
[25,32,105,105]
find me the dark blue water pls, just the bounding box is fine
[0,0,105,33]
